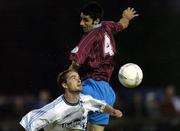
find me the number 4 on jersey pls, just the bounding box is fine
[103,33,114,56]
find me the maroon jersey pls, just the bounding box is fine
[69,21,123,81]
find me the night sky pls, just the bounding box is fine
[1,0,180,95]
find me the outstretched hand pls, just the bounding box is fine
[122,7,139,21]
[111,109,123,118]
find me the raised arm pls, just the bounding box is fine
[103,105,123,118]
[83,95,123,118]
[119,7,139,29]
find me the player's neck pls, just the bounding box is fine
[64,93,80,104]
[93,23,102,29]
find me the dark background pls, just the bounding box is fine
[1,0,180,95]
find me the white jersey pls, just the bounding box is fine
[20,94,106,131]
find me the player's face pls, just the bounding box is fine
[65,71,82,93]
[80,12,94,32]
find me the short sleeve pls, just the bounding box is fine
[69,31,97,65]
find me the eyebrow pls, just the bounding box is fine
[68,74,78,80]
[80,14,90,19]
[81,16,88,19]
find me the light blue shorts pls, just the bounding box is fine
[82,78,116,125]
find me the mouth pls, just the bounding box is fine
[82,27,88,32]
[77,83,82,88]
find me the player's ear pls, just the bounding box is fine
[94,18,100,25]
[62,83,68,89]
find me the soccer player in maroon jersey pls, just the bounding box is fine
[69,2,139,131]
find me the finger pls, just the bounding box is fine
[135,14,139,16]
[133,14,139,17]
[131,8,134,12]
[118,112,123,117]
[132,10,136,14]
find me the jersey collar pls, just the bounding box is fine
[93,23,102,29]
[62,95,80,106]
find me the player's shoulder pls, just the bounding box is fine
[102,21,115,26]
[49,95,64,106]
[80,93,92,98]
[79,94,93,100]
[53,94,64,101]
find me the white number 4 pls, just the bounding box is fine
[104,33,114,56]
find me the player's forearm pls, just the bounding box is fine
[103,105,115,114]
[119,17,129,29]
[103,105,123,118]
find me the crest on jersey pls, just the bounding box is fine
[71,46,79,53]
[80,107,85,113]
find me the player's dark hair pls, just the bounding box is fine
[57,69,77,87]
[81,2,104,21]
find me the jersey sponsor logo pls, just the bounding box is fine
[60,116,86,128]
[103,33,114,56]
[59,106,86,129]
[71,46,79,53]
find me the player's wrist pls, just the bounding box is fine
[119,17,129,29]
[122,17,131,22]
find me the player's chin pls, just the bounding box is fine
[74,90,82,94]
[78,84,82,89]
[83,29,87,32]
[82,28,89,32]
[76,87,82,92]
[78,88,82,92]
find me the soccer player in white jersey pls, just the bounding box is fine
[20,69,122,131]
